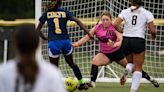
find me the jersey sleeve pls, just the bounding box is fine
[118,10,125,20]
[146,11,154,23]
[39,12,47,23]
[66,10,75,21]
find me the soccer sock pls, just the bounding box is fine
[71,64,83,83]
[131,71,142,91]
[90,64,98,82]
[142,70,151,81]
[125,63,134,74]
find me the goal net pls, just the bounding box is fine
[35,0,164,82]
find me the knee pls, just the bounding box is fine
[92,59,99,66]
[134,65,142,71]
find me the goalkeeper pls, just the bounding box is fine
[36,0,93,90]
[73,11,131,87]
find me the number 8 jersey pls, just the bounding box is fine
[39,8,74,40]
[118,7,154,39]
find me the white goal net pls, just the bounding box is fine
[35,0,164,82]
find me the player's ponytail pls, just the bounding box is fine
[47,0,62,10]
[14,24,39,92]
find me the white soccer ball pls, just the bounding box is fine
[64,77,79,92]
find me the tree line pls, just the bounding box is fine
[0,0,34,20]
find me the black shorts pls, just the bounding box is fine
[103,48,125,62]
[121,37,145,56]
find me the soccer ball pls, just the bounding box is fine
[64,77,79,92]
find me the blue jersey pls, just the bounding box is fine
[39,8,75,40]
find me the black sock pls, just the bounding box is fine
[90,64,98,82]
[142,70,151,81]
[71,64,83,80]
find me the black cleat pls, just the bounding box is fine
[78,83,89,90]
[86,81,96,88]
[150,79,159,88]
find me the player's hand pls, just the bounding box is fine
[115,41,122,48]
[150,34,156,40]
[107,39,114,48]
[72,42,79,48]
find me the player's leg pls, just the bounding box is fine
[64,54,88,90]
[110,48,132,85]
[130,37,146,92]
[130,52,144,92]
[48,41,61,67]
[88,53,110,87]
[117,57,130,85]
[62,39,88,90]
[126,53,159,88]
[49,57,59,67]
[121,37,135,83]
[142,70,159,87]
[64,54,83,81]
[125,50,159,87]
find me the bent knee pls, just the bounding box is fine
[134,66,142,71]
[92,59,99,66]
[92,59,109,66]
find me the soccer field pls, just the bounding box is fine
[76,83,164,92]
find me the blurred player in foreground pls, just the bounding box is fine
[0,24,67,92]
[36,0,93,90]
[113,0,159,92]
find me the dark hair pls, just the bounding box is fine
[100,11,112,19]
[47,0,62,9]
[14,24,39,91]
[131,0,142,6]
[14,24,39,54]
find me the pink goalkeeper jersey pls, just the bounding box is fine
[95,24,120,54]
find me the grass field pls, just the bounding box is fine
[76,82,164,92]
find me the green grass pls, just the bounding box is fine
[75,82,164,92]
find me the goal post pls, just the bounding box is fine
[35,0,164,83]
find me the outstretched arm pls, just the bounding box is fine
[36,22,47,40]
[73,27,96,48]
[71,16,94,39]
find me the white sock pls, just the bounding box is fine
[131,71,142,91]
[126,63,134,73]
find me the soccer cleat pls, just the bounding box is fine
[120,69,128,85]
[150,79,160,88]
[87,81,96,88]
[120,75,127,85]
[78,83,89,90]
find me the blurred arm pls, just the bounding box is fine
[36,22,47,40]
[147,21,156,39]
[71,16,94,39]
[73,27,96,47]
[113,17,123,33]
